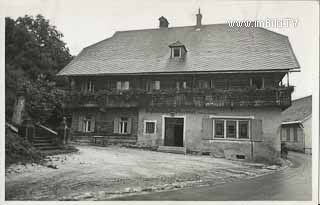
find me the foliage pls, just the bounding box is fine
[5,15,72,120]
[19,75,65,124]
[5,126,44,167]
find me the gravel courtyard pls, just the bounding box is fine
[5,145,283,200]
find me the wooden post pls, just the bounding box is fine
[287,72,290,86]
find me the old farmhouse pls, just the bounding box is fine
[58,11,300,163]
[281,95,312,154]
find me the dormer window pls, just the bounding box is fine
[173,48,181,57]
[169,41,187,58]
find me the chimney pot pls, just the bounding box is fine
[159,16,169,28]
[196,8,202,28]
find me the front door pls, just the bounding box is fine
[164,117,184,147]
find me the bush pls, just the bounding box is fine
[5,127,44,167]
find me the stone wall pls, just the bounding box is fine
[137,107,282,163]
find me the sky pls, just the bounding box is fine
[4,0,319,100]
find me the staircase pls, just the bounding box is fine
[158,146,186,154]
[33,124,60,151]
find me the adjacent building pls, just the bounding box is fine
[281,95,312,154]
[57,11,300,163]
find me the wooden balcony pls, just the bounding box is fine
[66,86,293,110]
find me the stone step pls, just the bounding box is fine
[104,138,137,144]
[158,146,186,154]
[33,142,55,147]
[36,145,60,150]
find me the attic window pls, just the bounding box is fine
[169,41,187,58]
[173,48,181,57]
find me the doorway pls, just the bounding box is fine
[164,117,184,147]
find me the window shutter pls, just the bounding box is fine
[78,116,84,132]
[91,117,95,132]
[113,117,119,134]
[251,119,263,142]
[127,118,132,134]
[202,117,213,140]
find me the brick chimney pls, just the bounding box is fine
[196,8,202,29]
[159,16,169,28]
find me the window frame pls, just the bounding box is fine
[173,47,181,58]
[116,81,130,91]
[82,80,94,92]
[81,116,95,133]
[211,116,252,140]
[119,117,129,134]
[143,120,157,135]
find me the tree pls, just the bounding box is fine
[19,75,65,124]
[5,15,72,122]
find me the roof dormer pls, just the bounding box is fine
[169,41,187,58]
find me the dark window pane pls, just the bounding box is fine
[215,120,224,138]
[227,120,236,138]
[286,128,290,141]
[146,122,155,134]
[239,121,249,139]
[293,127,298,141]
[173,48,180,57]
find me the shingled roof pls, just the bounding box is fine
[57,24,300,76]
[282,95,312,123]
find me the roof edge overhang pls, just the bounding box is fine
[281,120,302,125]
[57,68,297,77]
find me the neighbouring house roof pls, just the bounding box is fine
[57,24,300,76]
[282,95,312,124]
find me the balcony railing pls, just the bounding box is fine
[65,86,293,109]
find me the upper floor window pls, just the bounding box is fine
[198,80,210,89]
[250,77,264,89]
[116,81,130,90]
[82,80,94,92]
[146,80,160,91]
[176,81,187,90]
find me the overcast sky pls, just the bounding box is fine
[4,0,319,100]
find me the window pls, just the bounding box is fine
[119,117,129,134]
[113,117,132,134]
[214,120,224,138]
[239,121,249,139]
[251,78,264,89]
[82,80,94,92]
[78,116,95,132]
[146,80,160,91]
[213,118,250,139]
[226,120,236,138]
[144,120,156,134]
[286,128,290,141]
[293,127,298,142]
[199,80,209,89]
[116,81,130,90]
[173,48,181,57]
[176,81,187,90]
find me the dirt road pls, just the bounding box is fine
[5,145,282,200]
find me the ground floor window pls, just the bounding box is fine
[293,127,298,141]
[113,117,132,134]
[119,117,129,134]
[214,119,250,139]
[78,116,95,132]
[144,120,156,134]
